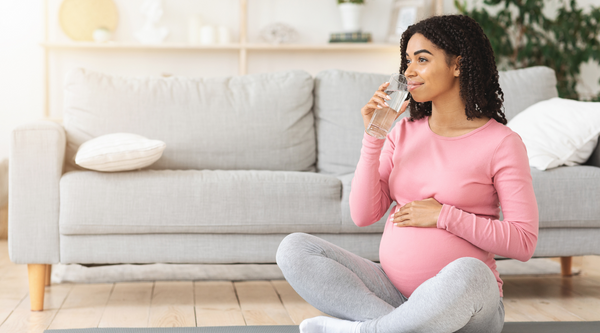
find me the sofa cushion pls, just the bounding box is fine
[337,173,393,233]
[499,166,600,228]
[498,66,558,122]
[314,70,410,177]
[339,165,600,232]
[59,170,342,235]
[63,68,316,173]
[313,66,559,177]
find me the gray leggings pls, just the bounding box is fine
[276,233,505,333]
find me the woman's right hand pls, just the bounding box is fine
[361,82,410,130]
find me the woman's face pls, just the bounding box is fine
[404,33,461,103]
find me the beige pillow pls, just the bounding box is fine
[75,133,166,172]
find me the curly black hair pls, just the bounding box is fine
[399,14,507,125]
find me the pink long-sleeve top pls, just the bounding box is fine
[350,115,539,298]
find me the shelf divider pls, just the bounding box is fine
[239,0,247,75]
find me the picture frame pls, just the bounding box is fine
[387,0,429,44]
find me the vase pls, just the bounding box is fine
[338,3,364,32]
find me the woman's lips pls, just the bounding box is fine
[408,83,423,91]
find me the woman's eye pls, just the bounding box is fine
[406,58,427,64]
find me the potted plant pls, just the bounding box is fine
[455,0,600,101]
[338,0,365,32]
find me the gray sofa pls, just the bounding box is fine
[9,66,600,311]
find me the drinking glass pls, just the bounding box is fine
[365,73,409,139]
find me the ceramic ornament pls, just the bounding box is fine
[134,0,169,44]
[260,22,299,44]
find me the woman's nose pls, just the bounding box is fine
[404,62,416,78]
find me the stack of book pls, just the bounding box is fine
[329,31,372,43]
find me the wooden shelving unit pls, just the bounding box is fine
[42,0,442,119]
[41,41,400,51]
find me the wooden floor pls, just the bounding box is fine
[0,240,599,332]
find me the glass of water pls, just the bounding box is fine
[365,73,409,139]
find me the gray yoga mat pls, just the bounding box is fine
[44,321,600,333]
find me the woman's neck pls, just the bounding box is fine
[429,84,469,130]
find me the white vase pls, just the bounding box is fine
[217,25,231,44]
[199,25,216,45]
[188,15,203,45]
[338,3,364,32]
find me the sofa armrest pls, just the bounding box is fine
[584,139,600,168]
[9,120,66,264]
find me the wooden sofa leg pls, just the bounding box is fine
[27,264,46,311]
[45,264,52,286]
[560,256,572,277]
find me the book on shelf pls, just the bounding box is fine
[329,31,372,43]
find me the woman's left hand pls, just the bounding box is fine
[392,198,443,228]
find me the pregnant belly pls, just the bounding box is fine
[379,220,489,298]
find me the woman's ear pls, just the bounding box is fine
[453,56,462,77]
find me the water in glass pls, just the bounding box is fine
[366,88,409,139]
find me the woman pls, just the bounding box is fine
[276,14,538,333]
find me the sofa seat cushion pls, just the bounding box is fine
[59,170,342,235]
[338,166,600,231]
[337,173,392,233]
[499,166,600,228]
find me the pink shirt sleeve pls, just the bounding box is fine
[436,132,539,262]
[349,129,397,227]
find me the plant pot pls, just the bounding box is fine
[338,3,364,32]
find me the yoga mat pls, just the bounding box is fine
[44,327,299,333]
[43,321,600,333]
[502,321,600,332]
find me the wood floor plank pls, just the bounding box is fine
[1,234,599,330]
[270,280,331,324]
[0,240,8,261]
[148,281,195,327]
[581,256,600,276]
[502,278,586,321]
[0,263,34,327]
[0,205,7,241]
[0,283,73,333]
[98,282,153,328]
[0,283,32,327]
[0,262,28,286]
[502,300,535,322]
[195,281,246,327]
[46,283,114,329]
[234,281,294,326]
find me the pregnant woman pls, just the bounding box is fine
[276,14,539,333]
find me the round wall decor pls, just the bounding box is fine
[59,0,119,41]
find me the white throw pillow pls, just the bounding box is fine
[506,97,600,170]
[75,133,166,172]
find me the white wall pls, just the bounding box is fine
[1,0,599,162]
[0,1,44,162]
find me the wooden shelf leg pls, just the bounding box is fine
[561,256,572,277]
[45,264,52,287]
[27,264,46,311]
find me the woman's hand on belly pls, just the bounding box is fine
[392,197,443,228]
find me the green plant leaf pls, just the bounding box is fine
[453,0,600,100]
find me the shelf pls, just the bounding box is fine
[40,42,400,51]
[40,42,241,50]
[246,43,399,51]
